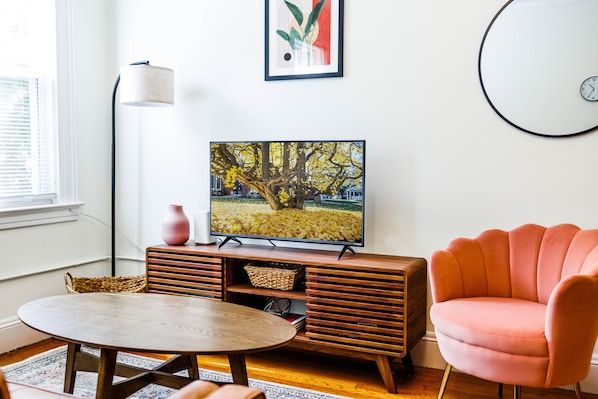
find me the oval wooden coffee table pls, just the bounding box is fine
[18,292,296,399]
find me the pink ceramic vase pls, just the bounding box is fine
[161,204,190,245]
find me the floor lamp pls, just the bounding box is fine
[111,61,174,276]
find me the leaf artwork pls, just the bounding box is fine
[285,0,304,26]
[275,0,327,66]
[304,0,325,38]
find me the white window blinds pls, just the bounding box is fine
[0,0,59,209]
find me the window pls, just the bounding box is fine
[0,0,80,229]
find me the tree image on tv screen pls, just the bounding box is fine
[210,141,364,244]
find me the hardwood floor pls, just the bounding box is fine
[0,338,594,399]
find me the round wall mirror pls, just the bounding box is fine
[479,0,598,137]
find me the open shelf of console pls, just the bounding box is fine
[145,243,427,394]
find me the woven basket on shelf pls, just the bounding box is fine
[243,262,304,291]
[64,272,146,294]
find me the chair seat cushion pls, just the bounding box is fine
[430,297,548,357]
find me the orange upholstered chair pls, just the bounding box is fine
[429,224,598,399]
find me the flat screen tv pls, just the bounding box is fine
[210,140,365,258]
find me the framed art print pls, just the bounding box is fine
[265,0,344,81]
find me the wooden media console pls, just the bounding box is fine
[145,243,427,394]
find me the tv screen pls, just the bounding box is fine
[210,140,365,252]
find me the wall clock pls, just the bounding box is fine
[580,76,598,102]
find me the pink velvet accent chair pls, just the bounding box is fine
[430,224,598,399]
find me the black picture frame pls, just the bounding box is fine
[265,0,344,81]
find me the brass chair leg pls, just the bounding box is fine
[574,382,582,399]
[437,364,452,399]
[513,385,521,399]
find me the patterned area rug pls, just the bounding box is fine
[1,346,350,399]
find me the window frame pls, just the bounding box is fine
[0,0,82,230]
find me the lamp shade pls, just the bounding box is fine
[119,64,174,107]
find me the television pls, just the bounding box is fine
[210,140,365,258]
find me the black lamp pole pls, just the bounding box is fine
[110,60,150,277]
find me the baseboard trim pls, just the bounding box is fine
[411,331,447,370]
[0,317,48,354]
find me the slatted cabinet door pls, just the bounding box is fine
[146,247,223,300]
[305,265,408,357]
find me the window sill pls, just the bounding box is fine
[0,202,84,230]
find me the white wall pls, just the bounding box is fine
[3,0,598,391]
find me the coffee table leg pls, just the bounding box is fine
[227,354,248,386]
[96,348,117,399]
[188,354,200,380]
[64,343,80,393]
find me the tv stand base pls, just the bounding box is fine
[217,236,242,249]
[337,245,355,260]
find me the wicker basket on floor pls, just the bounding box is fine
[64,272,146,294]
[244,262,304,291]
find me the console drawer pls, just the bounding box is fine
[146,248,223,300]
[305,265,406,357]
